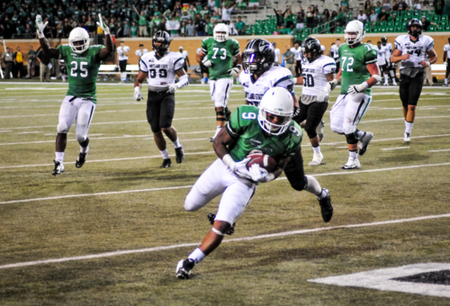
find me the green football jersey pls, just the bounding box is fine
[201,37,240,80]
[57,44,104,103]
[226,105,302,162]
[339,43,377,95]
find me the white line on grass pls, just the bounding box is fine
[1,162,450,204]
[428,148,450,152]
[381,147,410,151]
[1,213,449,270]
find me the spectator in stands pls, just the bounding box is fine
[357,10,368,24]
[26,45,36,79]
[313,6,320,27]
[237,0,248,10]
[413,0,421,10]
[123,20,131,37]
[222,1,236,23]
[133,5,149,37]
[1,47,13,79]
[434,0,444,15]
[181,11,191,23]
[248,0,259,10]
[274,7,289,30]
[382,0,392,11]
[378,8,389,21]
[236,16,246,35]
[374,1,383,14]
[131,21,138,37]
[285,7,296,29]
[36,47,50,82]
[370,8,378,28]
[208,0,216,11]
[194,13,207,36]
[306,6,314,28]
[296,7,305,29]
[421,16,438,31]
[392,0,399,11]
[330,10,338,32]
[186,19,195,36]
[321,9,331,23]
[172,2,183,17]
[283,45,296,75]
[180,21,187,36]
[364,0,374,15]
[211,11,221,22]
[397,0,408,10]
[340,0,349,12]
[24,24,35,39]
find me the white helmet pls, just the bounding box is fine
[344,20,365,46]
[213,23,229,42]
[69,27,90,54]
[258,87,293,136]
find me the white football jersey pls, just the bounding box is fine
[139,51,185,90]
[330,44,339,60]
[179,50,188,58]
[238,66,295,106]
[117,46,130,61]
[383,42,393,60]
[394,34,434,69]
[274,48,280,62]
[135,48,149,58]
[301,55,336,100]
[376,45,389,66]
[290,46,303,60]
[444,44,450,60]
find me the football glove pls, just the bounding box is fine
[326,79,339,92]
[233,157,252,180]
[134,86,143,101]
[292,106,300,119]
[227,64,242,76]
[166,84,177,94]
[248,164,268,182]
[35,15,48,39]
[202,56,213,67]
[317,90,329,102]
[96,13,110,35]
[347,82,368,95]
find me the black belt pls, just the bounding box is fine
[149,90,168,95]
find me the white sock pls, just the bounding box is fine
[317,188,328,200]
[80,146,89,153]
[445,78,448,85]
[188,248,206,264]
[349,150,357,159]
[55,152,64,163]
[160,149,169,159]
[405,120,413,134]
[213,126,222,138]
[172,137,181,149]
[62,75,65,82]
[356,130,365,138]
[304,175,322,196]
[312,146,321,154]
[121,72,126,81]
[384,74,388,83]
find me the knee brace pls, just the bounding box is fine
[215,107,226,122]
[57,122,69,134]
[345,132,359,145]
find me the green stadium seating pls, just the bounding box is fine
[428,25,437,31]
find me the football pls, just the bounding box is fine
[246,152,277,172]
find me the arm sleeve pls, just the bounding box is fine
[226,107,244,138]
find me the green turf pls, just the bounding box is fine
[0,82,449,305]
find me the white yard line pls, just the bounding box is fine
[381,147,410,151]
[0,213,449,270]
[428,148,450,152]
[1,162,450,204]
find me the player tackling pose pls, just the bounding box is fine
[133,31,187,168]
[36,14,112,175]
[196,23,242,142]
[327,20,379,170]
[238,38,333,222]
[391,18,437,142]
[175,87,302,279]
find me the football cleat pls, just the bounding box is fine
[176,258,196,279]
[383,83,388,86]
[316,120,325,142]
[75,147,89,168]
[175,147,184,164]
[318,188,333,222]
[160,158,171,168]
[52,160,65,176]
[207,213,235,235]
[341,156,361,170]
[393,81,398,86]
[404,132,411,143]
[358,132,374,156]
[443,84,448,87]
[308,152,324,166]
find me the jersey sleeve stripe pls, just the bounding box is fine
[174,57,184,65]
[273,75,293,87]
[323,62,336,69]
[139,59,148,72]
[201,48,207,53]
[365,59,377,64]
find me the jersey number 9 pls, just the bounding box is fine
[149,68,168,78]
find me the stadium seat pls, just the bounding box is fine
[428,25,437,31]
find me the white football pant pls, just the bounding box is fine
[57,96,96,143]
[330,93,372,135]
[209,78,233,108]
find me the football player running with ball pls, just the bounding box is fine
[327,20,379,170]
[176,88,304,279]
[196,23,242,142]
[238,38,333,222]
[297,37,336,166]
[391,18,437,143]
[133,31,187,168]
[36,14,113,175]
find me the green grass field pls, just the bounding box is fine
[0,81,449,305]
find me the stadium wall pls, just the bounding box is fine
[1,33,449,66]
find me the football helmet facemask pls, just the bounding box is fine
[302,37,322,63]
[213,23,229,42]
[152,30,172,56]
[69,27,90,54]
[242,38,275,76]
[407,18,422,38]
[344,20,365,46]
[258,87,293,136]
